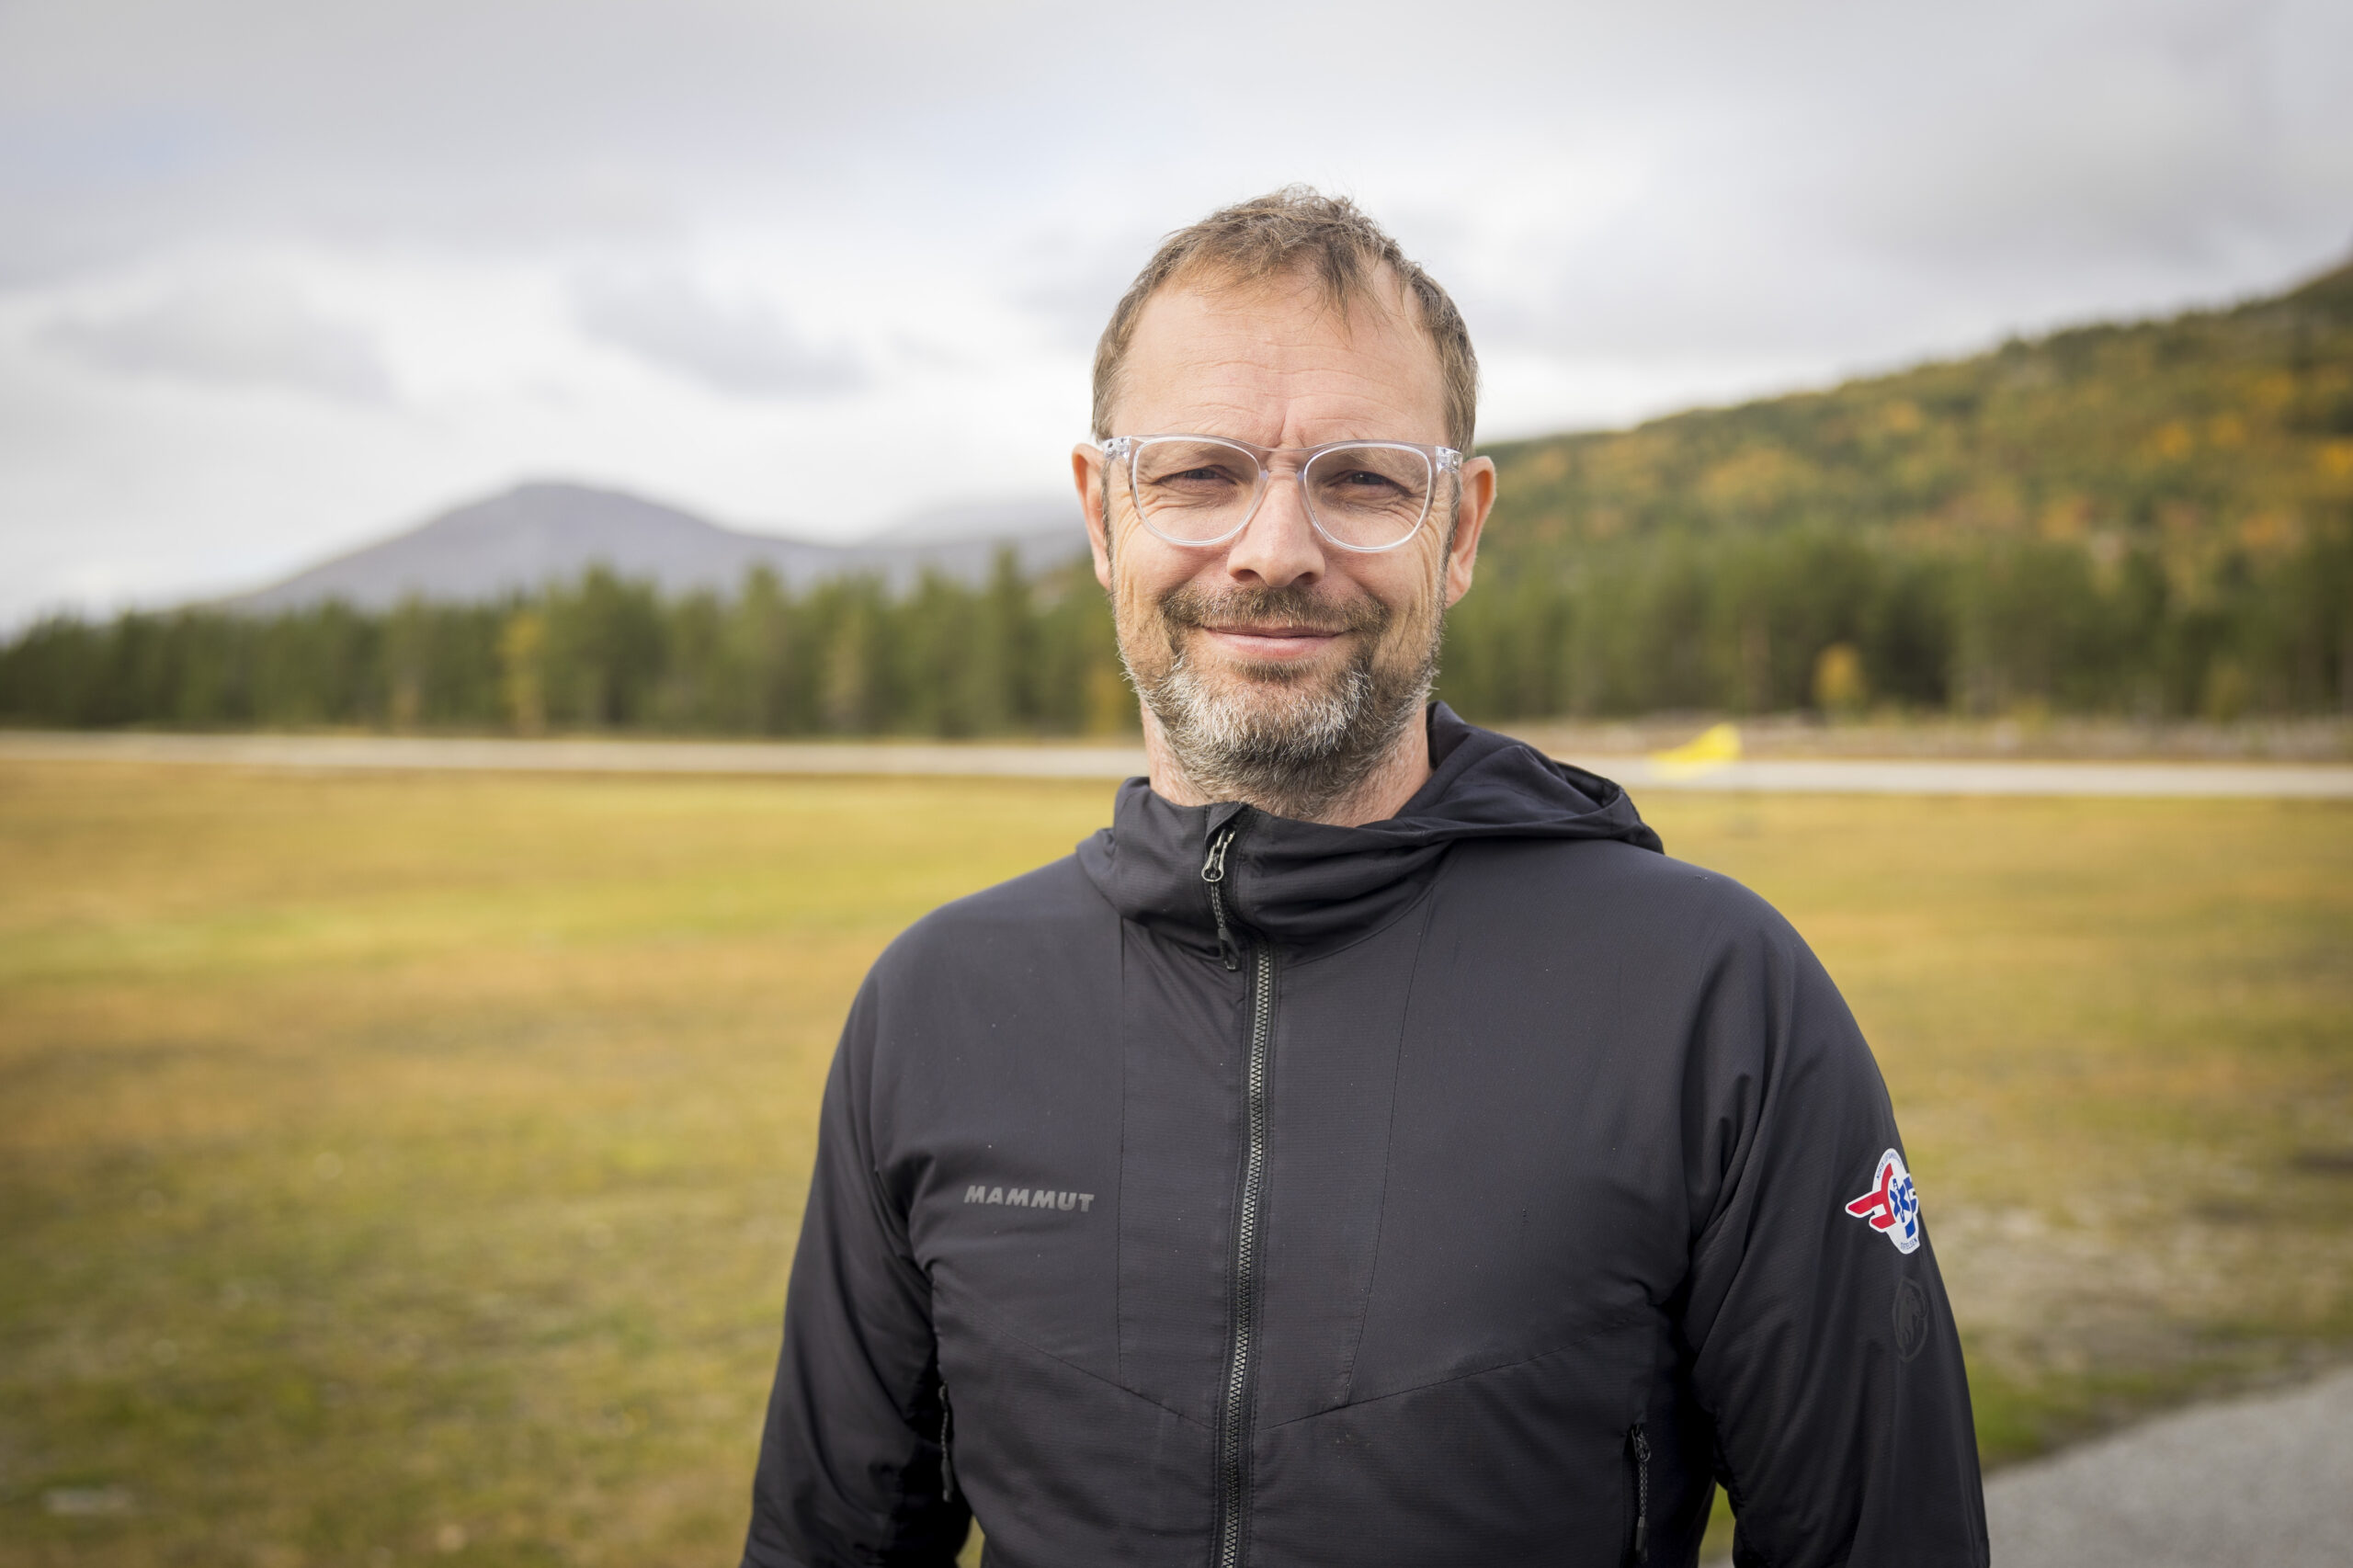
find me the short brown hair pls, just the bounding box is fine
[1090,187,1479,452]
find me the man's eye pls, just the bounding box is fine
[1147,467,1244,491]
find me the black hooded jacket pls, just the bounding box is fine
[745,706,1987,1568]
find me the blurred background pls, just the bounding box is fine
[1,2,2348,1564]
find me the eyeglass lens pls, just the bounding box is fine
[1125,438,1434,550]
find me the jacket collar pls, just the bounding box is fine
[1075,704,1661,959]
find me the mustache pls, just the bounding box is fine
[1156,584,1390,637]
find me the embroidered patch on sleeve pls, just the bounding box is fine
[1845,1147,1923,1254]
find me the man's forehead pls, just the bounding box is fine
[1135,263,1416,352]
[1116,266,1449,435]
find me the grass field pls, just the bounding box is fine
[2,760,2348,1566]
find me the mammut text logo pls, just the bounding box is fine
[965,1184,1095,1213]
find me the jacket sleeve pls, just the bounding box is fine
[1678,909,1988,1568]
[743,975,971,1568]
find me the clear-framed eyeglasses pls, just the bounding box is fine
[1101,434,1462,553]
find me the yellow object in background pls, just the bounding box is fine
[1651,722,1744,778]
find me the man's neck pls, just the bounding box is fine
[1140,708,1433,828]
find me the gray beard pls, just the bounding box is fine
[1126,591,1440,822]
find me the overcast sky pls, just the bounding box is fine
[2,0,2348,626]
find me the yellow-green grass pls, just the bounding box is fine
[1,762,2347,1566]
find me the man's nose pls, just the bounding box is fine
[1222,472,1325,587]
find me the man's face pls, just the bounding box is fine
[1074,268,1495,817]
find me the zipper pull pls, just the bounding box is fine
[1201,823,1241,971]
[1629,1422,1651,1562]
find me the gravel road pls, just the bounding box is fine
[5,731,2350,797]
[1694,1369,2353,1565]
[1984,1367,2353,1568]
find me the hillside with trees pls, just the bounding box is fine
[1448,256,2353,722]
[4,258,2349,734]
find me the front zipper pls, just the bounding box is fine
[1204,819,1272,1568]
[1212,939,1275,1568]
[1627,1422,1651,1563]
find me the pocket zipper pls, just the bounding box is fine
[1628,1422,1651,1563]
[939,1381,958,1503]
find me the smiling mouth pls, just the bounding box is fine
[1199,623,1350,655]
[1204,622,1344,639]
[1156,585,1390,663]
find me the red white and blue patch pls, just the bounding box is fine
[1845,1147,1922,1255]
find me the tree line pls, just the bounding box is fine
[1444,526,2350,722]
[3,527,2347,735]
[0,555,1130,737]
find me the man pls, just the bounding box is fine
[744,189,1987,1568]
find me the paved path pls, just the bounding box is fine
[1984,1368,2353,1568]
[4,731,2350,798]
[1605,756,2353,798]
[1695,1369,2353,1564]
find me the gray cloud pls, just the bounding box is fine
[1005,222,1167,355]
[35,280,393,403]
[6,2,2348,341]
[574,276,864,400]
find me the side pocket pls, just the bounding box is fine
[1624,1423,1651,1564]
[939,1380,959,1504]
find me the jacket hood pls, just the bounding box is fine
[1075,702,1661,957]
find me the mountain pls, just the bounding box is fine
[869,498,1086,545]
[1480,255,2353,572]
[222,255,2353,621]
[1431,255,2353,720]
[223,483,1087,613]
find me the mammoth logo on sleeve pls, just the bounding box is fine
[1844,1147,1922,1254]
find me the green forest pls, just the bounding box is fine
[0,556,1133,737]
[5,259,2350,734]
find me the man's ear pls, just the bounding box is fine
[1444,455,1497,607]
[1074,443,1115,593]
